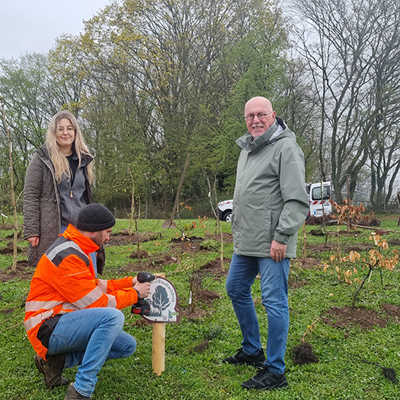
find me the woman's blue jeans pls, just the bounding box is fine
[226,253,290,375]
[47,308,136,397]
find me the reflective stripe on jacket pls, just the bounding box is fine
[24,224,138,359]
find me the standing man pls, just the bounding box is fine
[24,203,151,400]
[224,96,309,391]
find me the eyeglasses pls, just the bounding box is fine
[244,112,273,121]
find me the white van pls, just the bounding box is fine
[306,181,332,218]
[217,181,333,222]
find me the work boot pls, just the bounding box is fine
[34,354,69,389]
[241,366,288,390]
[223,348,265,368]
[64,383,90,400]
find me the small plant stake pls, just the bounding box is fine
[141,274,180,376]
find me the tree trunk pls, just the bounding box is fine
[164,151,190,228]
[1,101,18,271]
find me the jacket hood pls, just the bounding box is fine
[62,224,99,254]
[236,117,295,153]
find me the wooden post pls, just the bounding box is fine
[346,175,351,232]
[152,323,166,376]
[152,273,166,376]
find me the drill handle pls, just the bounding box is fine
[136,271,155,283]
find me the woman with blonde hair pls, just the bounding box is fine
[23,110,97,269]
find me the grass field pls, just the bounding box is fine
[0,215,399,399]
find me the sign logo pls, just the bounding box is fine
[143,277,179,323]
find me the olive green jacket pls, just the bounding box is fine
[232,118,309,258]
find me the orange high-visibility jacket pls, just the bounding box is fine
[24,224,138,359]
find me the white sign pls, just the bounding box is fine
[143,277,179,323]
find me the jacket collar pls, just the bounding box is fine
[38,145,93,167]
[236,117,289,153]
[62,224,99,254]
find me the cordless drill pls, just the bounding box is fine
[131,271,155,316]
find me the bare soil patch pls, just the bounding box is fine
[0,260,34,282]
[306,243,373,253]
[170,236,204,253]
[189,339,210,353]
[321,306,387,330]
[306,244,337,252]
[121,254,178,273]
[195,289,221,304]
[205,232,233,242]
[345,244,374,252]
[291,342,319,365]
[381,304,400,322]
[309,229,362,237]
[0,241,24,255]
[0,224,14,230]
[193,258,230,281]
[108,232,162,246]
[289,279,309,289]
[293,257,321,269]
[180,306,209,321]
[129,249,150,259]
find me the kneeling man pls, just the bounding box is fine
[24,203,150,399]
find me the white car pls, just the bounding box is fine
[217,181,333,223]
[217,199,233,222]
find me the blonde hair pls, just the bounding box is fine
[45,110,94,184]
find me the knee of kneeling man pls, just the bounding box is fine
[109,308,125,327]
[126,337,137,356]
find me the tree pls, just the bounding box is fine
[292,0,400,202]
[50,0,293,217]
[0,100,18,271]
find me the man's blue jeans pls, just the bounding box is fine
[47,308,136,397]
[226,253,290,375]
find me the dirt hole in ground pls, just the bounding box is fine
[194,289,221,304]
[193,258,230,281]
[291,342,319,365]
[108,232,162,246]
[170,236,205,253]
[121,254,178,273]
[0,260,34,282]
[129,249,150,259]
[321,306,387,330]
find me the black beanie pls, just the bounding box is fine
[77,203,115,232]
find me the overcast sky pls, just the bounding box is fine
[0,0,113,60]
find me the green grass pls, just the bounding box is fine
[0,216,399,399]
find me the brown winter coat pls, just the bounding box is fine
[23,147,92,266]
